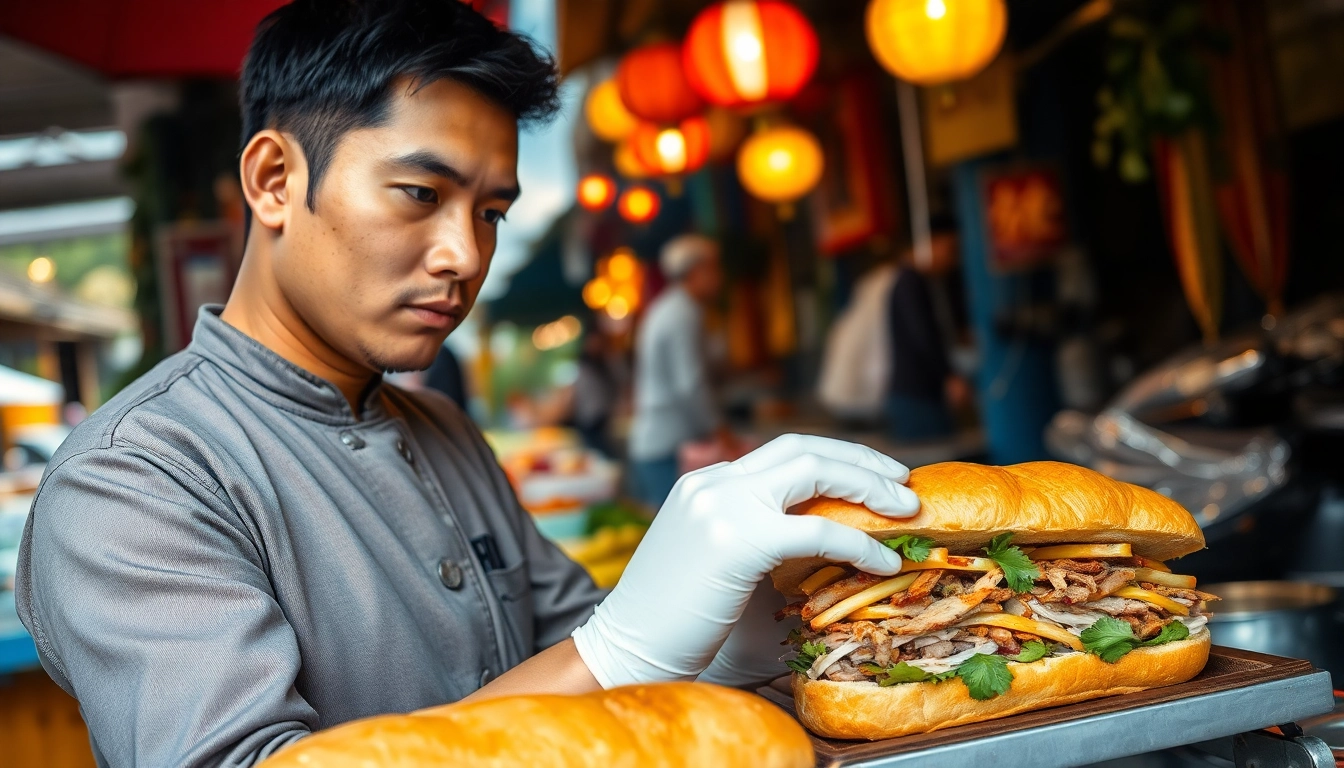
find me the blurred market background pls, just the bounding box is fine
[3,0,1344,763]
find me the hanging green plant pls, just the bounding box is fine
[1092,0,1228,183]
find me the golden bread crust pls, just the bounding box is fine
[773,461,1204,597]
[793,630,1211,740]
[259,682,813,768]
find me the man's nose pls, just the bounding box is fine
[423,210,482,282]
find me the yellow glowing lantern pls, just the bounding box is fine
[585,79,639,142]
[577,174,617,211]
[736,125,824,206]
[865,0,1007,85]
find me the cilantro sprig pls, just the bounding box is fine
[1009,640,1051,663]
[1081,617,1190,663]
[983,533,1040,593]
[786,640,828,674]
[882,534,936,563]
[862,652,1020,700]
[956,653,1015,700]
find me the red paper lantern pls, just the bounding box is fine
[577,174,617,211]
[618,186,661,224]
[683,1,819,109]
[616,42,706,124]
[629,117,711,176]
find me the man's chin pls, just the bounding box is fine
[358,339,445,375]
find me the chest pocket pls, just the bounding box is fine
[485,562,534,664]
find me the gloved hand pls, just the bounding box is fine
[696,579,795,687]
[572,434,919,688]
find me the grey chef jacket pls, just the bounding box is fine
[15,306,604,768]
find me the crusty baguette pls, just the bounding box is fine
[773,461,1205,597]
[259,682,813,768]
[793,629,1211,740]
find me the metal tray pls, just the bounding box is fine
[756,646,1336,768]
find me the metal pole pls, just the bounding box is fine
[896,80,933,272]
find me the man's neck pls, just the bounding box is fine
[220,246,376,415]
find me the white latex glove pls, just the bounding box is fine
[696,579,795,687]
[572,434,919,688]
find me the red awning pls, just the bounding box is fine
[0,0,510,79]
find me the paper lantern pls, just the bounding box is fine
[865,0,1007,86]
[577,174,617,211]
[736,125,824,204]
[585,79,639,142]
[629,117,711,176]
[616,43,705,124]
[618,186,661,224]
[684,1,819,109]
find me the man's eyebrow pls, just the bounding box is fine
[387,150,520,202]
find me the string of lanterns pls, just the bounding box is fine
[578,0,1007,222]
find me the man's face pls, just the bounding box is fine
[685,252,724,302]
[277,78,519,373]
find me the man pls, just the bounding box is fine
[628,234,726,507]
[16,2,921,766]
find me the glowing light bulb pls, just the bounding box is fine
[27,256,56,284]
[730,31,763,63]
[606,296,631,320]
[767,148,793,172]
[655,129,689,173]
[925,0,947,20]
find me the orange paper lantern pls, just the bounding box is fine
[616,42,706,124]
[614,141,654,179]
[629,117,711,176]
[684,0,819,109]
[866,0,1007,86]
[585,79,639,142]
[618,186,661,224]
[736,124,824,204]
[577,174,617,211]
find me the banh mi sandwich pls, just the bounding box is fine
[771,461,1216,740]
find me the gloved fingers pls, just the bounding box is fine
[732,434,911,483]
[774,515,903,575]
[753,453,920,517]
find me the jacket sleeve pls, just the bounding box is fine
[15,442,316,768]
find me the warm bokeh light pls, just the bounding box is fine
[606,296,631,320]
[27,256,56,284]
[684,0,819,109]
[532,315,583,351]
[618,186,661,224]
[577,174,617,211]
[866,0,1007,86]
[616,42,705,124]
[736,125,824,204]
[582,277,613,309]
[585,79,639,142]
[631,117,711,176]
[614,140,654,179]
[607,249,638,282]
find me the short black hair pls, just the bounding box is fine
[241,0,559,210]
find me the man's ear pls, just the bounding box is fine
[239,129,305,232]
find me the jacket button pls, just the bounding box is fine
[438,559,463,590]
[397,438,414,464]
[339,431,365,449]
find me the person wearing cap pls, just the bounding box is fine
[627,234,728,508]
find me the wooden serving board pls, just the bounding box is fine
[756,646,1319,767]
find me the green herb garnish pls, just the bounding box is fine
[983,533,1041,593]
[882,534,937,563]
[955,653,1015,700]
[861,661,950,686]
[1009,640,1051,663]
[1080,616,1190,663]
[786,639,828,674]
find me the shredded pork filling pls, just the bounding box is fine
[785,556,1216,683]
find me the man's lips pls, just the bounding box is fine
[405,300,464,329]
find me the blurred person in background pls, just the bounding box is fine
[565,328,617,456]
[14,4,923,766]
[886,230,970,442]
[628,234,726,508]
